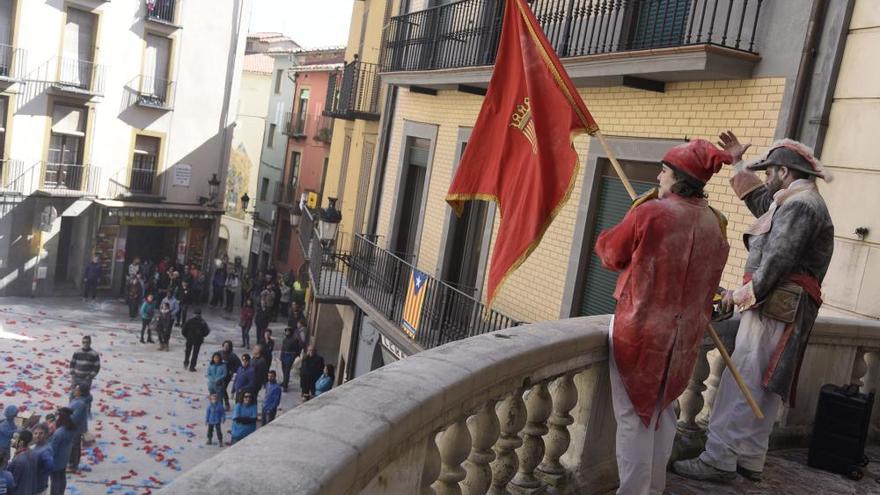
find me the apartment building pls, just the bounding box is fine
[0,0,249,296]
[328,0,856,379]
[219,34,299,272]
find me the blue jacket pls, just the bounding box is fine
[48,426,76,473]
[84,262,102,282]
[139,300,156,320]
[0,405,17,450]
[263,382,281,412]
[0,470,14,494]
[31,443,53,493]
[232,366,256,395]
[7,449,36,495]
[315,374,333,396]
[206,363,227,395]
[205,402,226,425]
[70,396,89,435]
[230,403,257,439]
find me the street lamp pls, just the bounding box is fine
[208,173,221,204]
[289,200,302,228]
[319,197,342,242]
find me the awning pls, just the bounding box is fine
[61,199,93,217]
[94,199,225,219]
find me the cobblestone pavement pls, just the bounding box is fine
[0,296,302,495]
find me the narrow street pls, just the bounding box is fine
[0,296,302,494]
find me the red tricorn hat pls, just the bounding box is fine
[662,139,733,184]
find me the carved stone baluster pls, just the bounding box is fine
[489,390,527,495]
[697,349,726,429]
[462,400,500,495]
[422,432,442,495]
[433,418,472,495]
[511,381,552,492]
[852,347,868,389]
[537,373,577,487]
[672,344,712,461]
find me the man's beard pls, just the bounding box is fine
[765,175,783,195]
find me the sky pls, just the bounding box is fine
[248,0,355,48]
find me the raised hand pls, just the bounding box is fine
[717,130,751,163]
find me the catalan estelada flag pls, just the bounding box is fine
[402,269,428,338]
[446,0,599,304]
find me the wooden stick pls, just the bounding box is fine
[707,324,765,419]
[593,129,765,420]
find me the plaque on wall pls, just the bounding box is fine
[173,164,192,187]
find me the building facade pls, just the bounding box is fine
[327,0,856,381]
[0,0,250,296]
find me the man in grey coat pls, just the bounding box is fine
[674,133,835,483]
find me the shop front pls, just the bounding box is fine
[93,200,223,293]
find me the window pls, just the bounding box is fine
[267,123,276,148]
[131,135,160,194]
[294,88,309,134]
[61,8,97,88]
[46,104,87,189]
[393,136,430,257]
[274,69,283,94]
[260,177,269,201]
[0,0,13,76]
[277,219,290,262]
[288,150,301,200]
[143,34,171,101]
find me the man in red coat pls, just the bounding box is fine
[595,139,731,494]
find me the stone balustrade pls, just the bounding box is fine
[161,314,880,495]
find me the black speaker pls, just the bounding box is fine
[807,383,874,480]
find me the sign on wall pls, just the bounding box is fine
[173,163,192,187]
[120,216,191,228]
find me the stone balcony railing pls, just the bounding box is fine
[161,314,880,495]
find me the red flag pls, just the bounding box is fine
[446,0,598,304]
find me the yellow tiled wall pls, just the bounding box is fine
[377,78,786,323]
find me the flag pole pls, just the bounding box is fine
[592,129,764,420]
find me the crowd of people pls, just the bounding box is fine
[1,259,338,494]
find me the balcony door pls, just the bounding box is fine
[630,0,691,49]
[392,136,430,260]
[0,0,13,76]
[46,104,86,189]
[131,135,160,194]
[61,8,97,88]
[294,88,310,134]
[143,34,171,101]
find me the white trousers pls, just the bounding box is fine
[700,309,785,472]
[609,320,677,495]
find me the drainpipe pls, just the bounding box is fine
[784,0,828,141]
[365,84,397,236]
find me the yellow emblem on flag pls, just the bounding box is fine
[402,269,428,339]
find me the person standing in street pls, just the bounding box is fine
[155,302,174,351]
[251,345,269,401]
[674,135,835,483]
[224,272,239,312]
[239,299,255,349]
[210,266,227,308]
[206,352,227,397]
[48,408,76,495]
[279,327,302,392]
[126,275,144,319]
[82,256,101,301]
[139,294,157,344]
[182,308,210,371]
[240,273,253,310]
[254,302,270,346]
[300,346,325,401]
[219,341,241,410]
[205,394,226,447]
[31,423,54,495]
[279,279,291,319]
[230,393,257,444]
[261,371,281,426]
[161,291,180,325]
[67,384,90,473]
[0,405,18,469]
[177,280,193,327]
[594,139,731,494]
[314,364,335,397]
[232,354,256,404]
[7,429,37,495]
[69,336,100,394]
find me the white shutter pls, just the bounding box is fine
[62,9,96,86]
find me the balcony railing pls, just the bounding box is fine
[382,0,763,73]
[162,313,880,495]
[347,233,520,349]
[146,0,176,24]
[130,75,175,109]
[314,115,333,143]
[0,43,25,80]
[0,159,29,193]
[130,166,157,194]
[291,112,307,137]
[324,61,381,121]
[54,57,105,95]
[42,162,101,194]
[282,111,293,135]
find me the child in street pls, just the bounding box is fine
[231,392,257,444]
[139,294,157,343]
[206,352,227,396]
[205,394,226,446]
[263,329,275,369]
[262,370,282,426]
